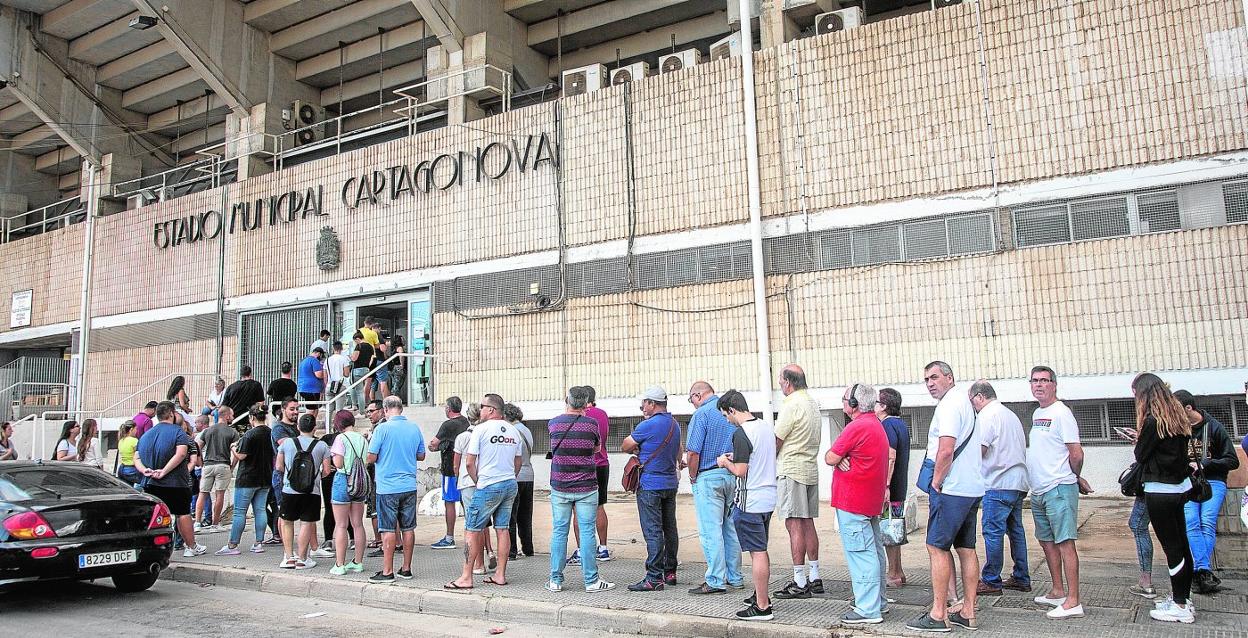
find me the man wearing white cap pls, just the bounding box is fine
[622,385,683,591]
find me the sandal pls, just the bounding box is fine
[367,539,381,549]
[443,581,473,590]
[482,576,508,586]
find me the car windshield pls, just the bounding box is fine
[0,467,124,501]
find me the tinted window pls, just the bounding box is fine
[0,467,125,501]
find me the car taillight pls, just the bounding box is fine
[30,547,58,559]
[153,534,172,546]
[3,512,57,540]
[148,502,172,530]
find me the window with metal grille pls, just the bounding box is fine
[239,304,331,388]
[1070,196,1130,241]
[948,214,995,255]
[1072,402,1108,441]
[902,219,949,260]
[818,230,852,269]
[569,258,627,297]
[1225,180,1248,224]
[852,224,901,265]
[1137,190,1181,233]
[1014,204,1071,247]
[764,234,816,274]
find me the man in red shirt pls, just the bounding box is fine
[825,383,890,625]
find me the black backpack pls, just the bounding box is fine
[286,437,318,494]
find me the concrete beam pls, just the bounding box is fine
[270,0,410,56]
[121,67,202,112]
[146,93,227,132]
[35,146,82,174]
[7,124,61,154]
[547,12,728,76]
[42,0,129,40]
[295,21,428,83]
[0,100,36,136]
[97,41,183,90]
[127,0,268,116]
[0,6,173,166]
[68,12,163,66]
[410,0,464,53]
[318,59,427,105]
[0,150,62,208]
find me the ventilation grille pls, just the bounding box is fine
[90,312,239,353]
[1225,180,1248,224]
[1137,190,1181,233]
[1070,197,1130,241]
[239,305,329,385]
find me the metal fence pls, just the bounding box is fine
[0,356,70,422]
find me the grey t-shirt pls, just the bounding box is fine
[513,422,535,482]
[200,423,240,466]
[279,435,329,495]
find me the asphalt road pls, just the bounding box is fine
[0,577,599,638]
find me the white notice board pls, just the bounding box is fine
[10,289,32,328]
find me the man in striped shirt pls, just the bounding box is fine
[545,386,616,593]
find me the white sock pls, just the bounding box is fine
[808,560,820,581]
[793,566,807,587]
[598,545,608,552]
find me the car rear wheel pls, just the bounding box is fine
[112,571,160,593]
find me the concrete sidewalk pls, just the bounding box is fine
[166,495,1248,638]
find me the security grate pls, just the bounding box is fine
[568,258,627,297]
[89,312,239,353]
[902,219,949,260]
[764,234,816,274]
[1070,196,1130,241]
[948,214,995,254]
[1014,204,1071,247]
[851,225,901,265]
[818,230,852,269]
[1225,180,1248,224]
[1137,190,1181,233]
[1072,402,1108,441]
[239,304,330,387]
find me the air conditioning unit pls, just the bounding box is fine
[286,100,324,145]
[610,62,650,86]
[815,7,863,35]
[933,0,964,7]
[658,49,701,75]
[561,64,606,97]
[708,33,742,61]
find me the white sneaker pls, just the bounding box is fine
[546,580,563,592]
[1046,604,1084,619]
[310,548,334,559]
[585,580,616,593]
[193,522,203,533]
[279,556,298,569]
[249,543,265,554]
[295,558,317,570]
[1033,594,1066,607]
[1154,596,1174,610]
[182,544,207,558]
[1149,602,1195,624]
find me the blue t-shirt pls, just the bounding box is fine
[297,356,324,394]
[367,415,426,495]
[881,415,911,503]
[686,395,736,473]
[135,422,193,488]
[632,412,680,491]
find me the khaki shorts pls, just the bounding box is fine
[200,463,232,493]
[777,476,819,519]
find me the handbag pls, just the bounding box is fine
[880,502,908,546]
[916,420,976,495]
[1118,462,1144,497]
[622,416,677,493]
[1187,425,1213,503]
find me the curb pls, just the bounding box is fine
[162,563,869,637]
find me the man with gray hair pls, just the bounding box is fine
[825,383,890,624]
[545,386,615,593]
[366,395,427,582]
[970,380,1031,596]
[686,380,743,594]
[773,364,824,599]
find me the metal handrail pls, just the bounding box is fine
[112,157,233,202]
[1,196,85,243]
[273,98,412,171]
[98,372,218,418]
[393,64,514,121]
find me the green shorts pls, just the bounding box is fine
[1031,482,1079,544]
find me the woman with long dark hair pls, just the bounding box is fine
[1131,372,1196,624]
[54,420,80,461]
[0,421,18,460]
[77,418,104,469]
[167,375,191,414]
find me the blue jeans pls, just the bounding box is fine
[1184,479,1227,571]
[230,486,270,546]
[1129,496,1153,574]
[351,367,369,408]
[836,509,886,619]
[637,488,679,582]
[692,469,742,588]
[980,489,1030,587]
[549,489,600,586]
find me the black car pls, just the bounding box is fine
[0,461,174,592]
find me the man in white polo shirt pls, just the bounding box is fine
[970,380,1031,597]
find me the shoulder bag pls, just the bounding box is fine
[545,416,587,460]
[621,416,677,493]
[916,420,976,495]
[1187,425,1213,503]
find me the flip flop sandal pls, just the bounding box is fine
[482,577,508,586]
[443,581,473,590]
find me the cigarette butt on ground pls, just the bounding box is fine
[489,627,506,635]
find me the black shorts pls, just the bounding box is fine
[299,392,321,403]
[280,492,322,522]
[596,465,609,506]
[145,485,192,516]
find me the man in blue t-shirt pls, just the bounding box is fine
[366,395,426,582]
[622,385,682,591]
[685,380,743,594]
[135,401,203,557]
[297,348,326,408]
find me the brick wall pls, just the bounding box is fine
[0,225,82,335]
[83,336,236,413]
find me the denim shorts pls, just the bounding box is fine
[734,508,772,552]
[1031,482,1079,543]
[376,490,418,533]
[926,491,981,550]
[331,472,367,505]
[465,480,517,532]
[372,368,391,386]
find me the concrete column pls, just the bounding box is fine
[226,103,275,180]
[92,153,140,216]
[426,41,484,125]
